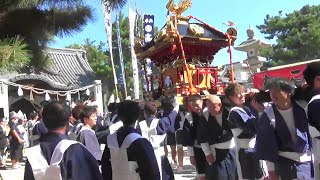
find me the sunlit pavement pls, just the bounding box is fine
[0,147,198,180]
[170,149,198,180]
[0,160,25,180]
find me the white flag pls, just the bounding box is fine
[102,1,118,85]
[129,6,140,99]
[108,94,115,105]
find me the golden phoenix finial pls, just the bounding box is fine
[166,0,192,16]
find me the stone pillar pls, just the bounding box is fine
[0,80,9,120]
[94,80,104,114]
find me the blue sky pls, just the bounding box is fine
[50,0,319,66]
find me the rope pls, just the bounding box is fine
[188,15,226,35]
[173,15,198,94]
[0,80,101,96]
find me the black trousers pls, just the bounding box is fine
[194,147,207,175]
[161,155,175,180]
[238,148,264,179]
[206,148,238,180]
[10,143,23,161]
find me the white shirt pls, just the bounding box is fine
[266,107,296,172]
[17,124,26,135]
[278,107,297,143]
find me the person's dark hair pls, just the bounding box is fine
[29,111,37,120]
[118,100,140,126]
[138,108,145,122]
[107,103,119,113]
[144,101,157,117]
[72,104,85,120]
[179,105,187,112]
[264,77,295,95]
[160,98,173,113]
[188,94,202,102]
[303,62,320,87]
[18,119,23,125]
[137,101,145,121]
[42,101,71,131]
[225,83,243,98]
[40,100,50,107]
[79,106,97,123]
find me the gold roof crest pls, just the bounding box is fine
[166,0,192,16]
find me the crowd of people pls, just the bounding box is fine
[0,109,48,170]
[0,62,319,180]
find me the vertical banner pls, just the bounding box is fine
[135,9,141,38]
[128,6,140,100]
[143,15,155,44]
[116,14,127,98]
[134,10,147,92]
[143,14,155,91]
[102,1,118,100]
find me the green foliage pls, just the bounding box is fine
[259,47,273,61]
[67,12,151,99]
[67,39,113,79]
[0,36,31,71]
[104,0,128,10]
[67,12,145,99]
[67,38,117,100]
[257,5,320,67]
[110,12,158,98]
[111,12,134,97]
[0,0,93,72]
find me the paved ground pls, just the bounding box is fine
[0,161,25,180]
[172,156,198,180]
[0,147,198,180]
[169,148,198,180]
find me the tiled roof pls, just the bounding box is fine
[234,39,271,51]
[8,48,95,90]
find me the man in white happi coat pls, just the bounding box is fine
[136,97,179,180]
[101,100,160,180]
[24,101,102,180]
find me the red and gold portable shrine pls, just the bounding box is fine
[135,0,237,102]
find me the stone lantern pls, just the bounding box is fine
[234,28,272,72]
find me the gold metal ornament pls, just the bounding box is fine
[188,24,205,36]
[166,0,192,16]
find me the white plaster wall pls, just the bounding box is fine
[0,80,9,120]
[94,80,104,114]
